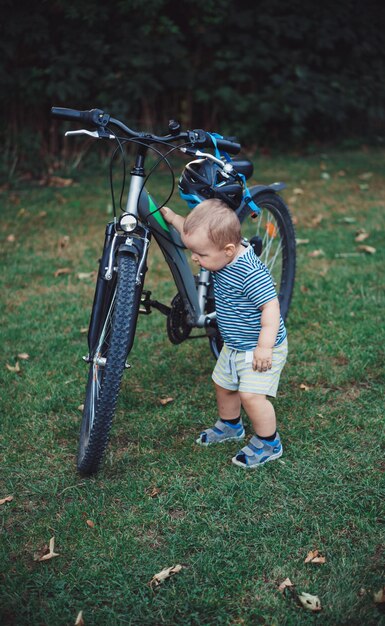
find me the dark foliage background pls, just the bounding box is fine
[1,0,385,176]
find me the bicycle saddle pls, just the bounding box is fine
[231,158,254,180]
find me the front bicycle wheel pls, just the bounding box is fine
[78,253,141,475]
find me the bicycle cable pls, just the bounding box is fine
[106,127,127,221]
[107,130,177,210]
[105,131,193,249]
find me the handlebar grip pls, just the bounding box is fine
[190,129,241,155]
[213,137,241,155]
[51,107,110,126]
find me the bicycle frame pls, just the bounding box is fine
[138,186,213,325]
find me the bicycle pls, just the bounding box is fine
[51,106,296,476]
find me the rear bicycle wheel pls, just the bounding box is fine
[78,253,141,475]
[208,192,296,358]
[239,191,296,320]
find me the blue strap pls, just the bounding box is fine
[207,132,231,162]
[238,173,261,215]
[208,133,260,214]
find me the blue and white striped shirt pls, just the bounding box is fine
[212,246,287,351]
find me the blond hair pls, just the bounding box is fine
[183,199,241,249]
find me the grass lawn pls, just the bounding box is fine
[1,145,384,625]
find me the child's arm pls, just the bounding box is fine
[253,298,280,372]
[160,206,185,234]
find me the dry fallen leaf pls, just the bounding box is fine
[296,239,310,245]
[299,383,310,391]
[159,397,174,406]
[148,487,161,498]
[358,172,373,180]
[338,216,356,223]
[278,577,294,593]
[304,549,326,564]
[355,231,369,242]
[0,495,14,505]
[36,536,60,562]
[17,352,30,360]
[150,564,183,587]
[75,610,85,625]
[58,235,70,251]
[298,592,322,612]
[6,362,21,374]
[86,520,95,528]
[374,587,385,604]
[308,249,325,258]
[54,267,72,277]
[311,214,323,227]
[77,272,96,280]
[293,187,304,195]
[78,404,85,411]
[357,245,376,254]
[304,549,318,562]
[7,234,16,242]
[47,176,74,187]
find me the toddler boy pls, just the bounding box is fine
[161,199,288,469]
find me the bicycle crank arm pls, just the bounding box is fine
[140,291,171,316]
[140,299,171,316]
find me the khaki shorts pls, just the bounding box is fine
[212,339,288,397]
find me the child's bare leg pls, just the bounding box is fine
[215,383,241,420]
[239,392,276,437]
[232,392,282,468]
[195,383,244,446]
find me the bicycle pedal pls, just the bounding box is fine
[140,290,153,314]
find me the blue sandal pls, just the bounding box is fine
[196,419,245,446]
[232,434,283,468]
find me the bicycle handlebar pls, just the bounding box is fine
[51,106,241,155]
[51,107,110,126]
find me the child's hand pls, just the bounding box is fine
[160,206,175,224]
[253,346,273,372]
[160,206,185,234]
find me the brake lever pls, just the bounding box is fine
[65,129,115,139]
[180,146,223,165]
[180,147,236,175]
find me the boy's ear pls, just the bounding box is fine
[224,243,237,257]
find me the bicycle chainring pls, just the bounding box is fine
[167,293,192,344]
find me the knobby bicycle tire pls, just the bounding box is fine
[208,191,296,358]
[77,253,141,475]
